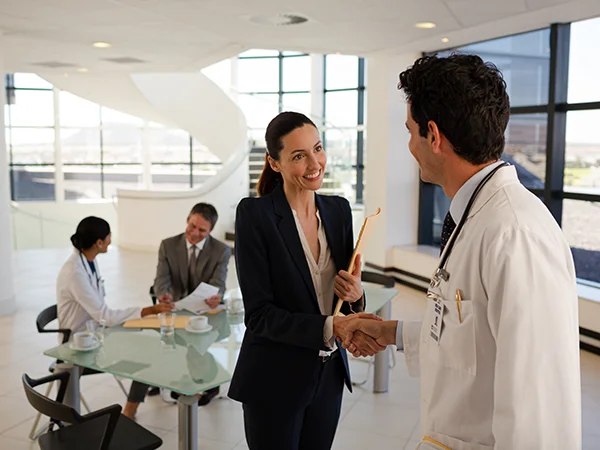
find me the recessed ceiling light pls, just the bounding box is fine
[441,37,450,43]
[76,67,89,73]
[249,14,309,26]
[63,73,69,77]
[414,22,436,29]
[93,42,111,48]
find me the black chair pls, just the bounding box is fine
[149,286,157,306]
[361,270,395,289]
[23,372,162,450]
[31,305,129,440]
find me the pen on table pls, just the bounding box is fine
[455,289,463,324]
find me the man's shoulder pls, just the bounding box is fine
[162,233,185,248]
[207,236,231,254]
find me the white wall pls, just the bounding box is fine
[364,52,421,268]
[10,201,118,250]
[0,38,16,315]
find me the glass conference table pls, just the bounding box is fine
[44,284,397,450]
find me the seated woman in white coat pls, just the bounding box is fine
[57,216,173,335]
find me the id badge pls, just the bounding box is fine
[429,299,444,344]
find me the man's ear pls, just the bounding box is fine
[427,120,445,155]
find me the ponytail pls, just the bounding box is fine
[256,153,283,197]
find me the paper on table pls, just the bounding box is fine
[176,282,221,315]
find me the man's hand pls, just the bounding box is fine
[205,295,222,309]
[343,319,398,357]
[158,293,173,304]
[333,313,383,357]
[334,254,363,303]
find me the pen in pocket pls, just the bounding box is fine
[455,289,463,323]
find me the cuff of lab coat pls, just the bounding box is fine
[323,316,335,349]
[403,321,422,378]
[396,320,404,351]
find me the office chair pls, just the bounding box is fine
[30,305,129,440]
[23,372,162,450]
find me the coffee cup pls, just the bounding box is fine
[189,316,208,331]
[73,331,95,348]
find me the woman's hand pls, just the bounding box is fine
[334,254,363,303]
[142,303,175,317]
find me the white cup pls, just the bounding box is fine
[189,316,208,330]
[73,331,95,348]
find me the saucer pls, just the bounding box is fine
[69,339,101,352]
[185,324,213,334]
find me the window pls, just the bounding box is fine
[565,110,600,195]
[4,73,222,201]
[439,29,551,107]
[419,21,600,284]
[504,113,547,189]
[568,17,600,104]
[323,54,366,203]
[562,200,600,283]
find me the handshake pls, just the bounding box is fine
[333,313,397,358]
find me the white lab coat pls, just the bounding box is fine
[404,166,581,450]
[57,249,142,334]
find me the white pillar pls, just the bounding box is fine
[310,54,324,126]
[141,121,152,188]
[364,53,421,268]
[0,37,17,315]
[53,87,65,202]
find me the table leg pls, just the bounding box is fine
[54,363,81,412]
[178,395,198,450]
[373,300,391,393]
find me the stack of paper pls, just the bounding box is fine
[176,282,226,315]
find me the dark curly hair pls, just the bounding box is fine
[398,54,510,165]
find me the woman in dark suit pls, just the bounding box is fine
[228,112,384,450]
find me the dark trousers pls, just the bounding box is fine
[242,353,345,450]
[128,381,150,403]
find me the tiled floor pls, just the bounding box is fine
[1,247,599,449]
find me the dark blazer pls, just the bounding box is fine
[228,185,364,407]
[153,233,231,301]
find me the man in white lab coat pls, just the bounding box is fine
[338,54,581,449]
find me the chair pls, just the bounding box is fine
[30,305,129,440]
[361,270,395,289]
[351,271,397,386]
[23,372,162,450]
[149,286,157,305]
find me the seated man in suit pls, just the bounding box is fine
[123,202,232,419]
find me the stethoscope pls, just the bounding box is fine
[430,161,510,289]
[79,252,103,293]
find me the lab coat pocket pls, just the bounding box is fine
[437,298,476,375]
[417,432,493,450]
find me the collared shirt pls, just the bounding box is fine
[395,160,505,350]
[186,236,207,265]
[449,160,505,224]
[292,209,338,349]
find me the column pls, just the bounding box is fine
[310,54,324,126]
[364,53,421,268]
[0,36,17,315]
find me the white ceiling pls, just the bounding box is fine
[1,0,599,73]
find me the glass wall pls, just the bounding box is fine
[419,19,600,284]
[4,75,221,201]
[323,55,366,203]
[237,51,366,204]
[5,49,367,205]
